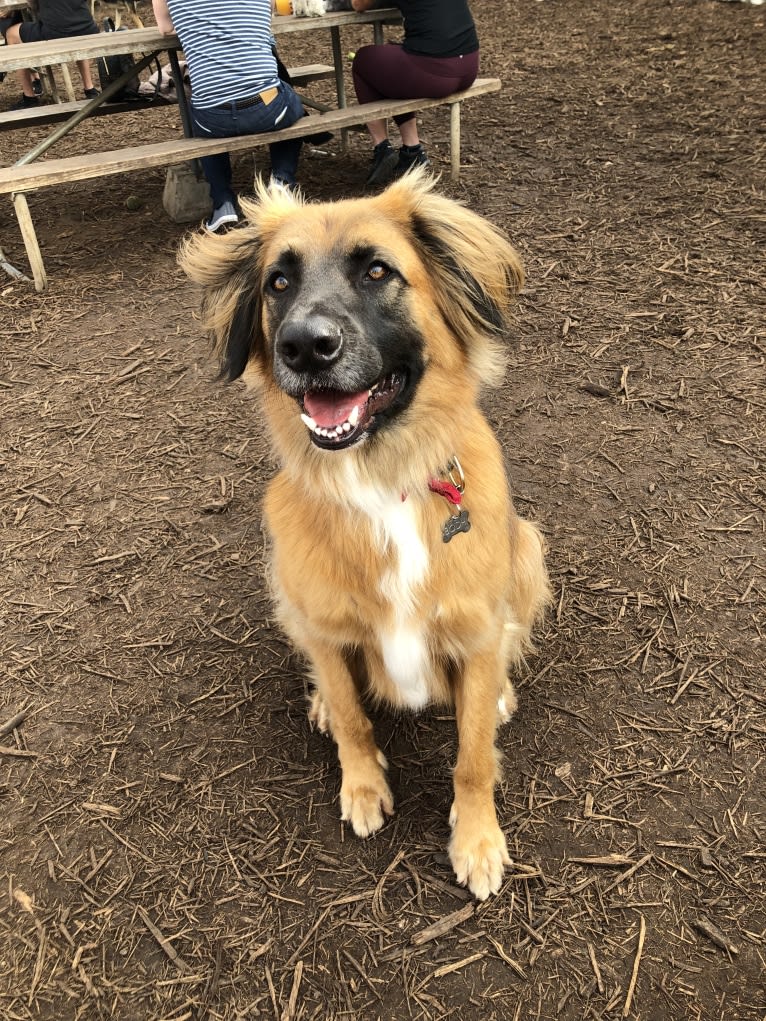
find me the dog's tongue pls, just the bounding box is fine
[304,389,367,428]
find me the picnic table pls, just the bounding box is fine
[0,8,500,290]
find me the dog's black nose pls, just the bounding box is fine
[276,317,343,373]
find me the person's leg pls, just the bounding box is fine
[77,59,96,93]
[389,52,480,176]
[264,84,305,186]
[4,21,38,101]
[352,43,476,185]
[190,103,237,219]
[399,118,420,147]
[232,82,305,187]
[78,23,101,96]
[198,151,235,208]
[352,44,401,146]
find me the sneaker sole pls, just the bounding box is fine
[205,214,239,233]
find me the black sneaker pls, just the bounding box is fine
[84,87,100,100]
[12,94,40,109]
[394,144,431,178]
[365,140,398,187]
[31,76,43,96]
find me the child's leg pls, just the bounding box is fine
[77,58,95,92]
[4,20,38,99]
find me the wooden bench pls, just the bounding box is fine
[0,77,501,291]
[0,64,337,131]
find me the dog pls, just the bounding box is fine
[180,172,551,900]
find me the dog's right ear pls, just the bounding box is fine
[178,225,266,382]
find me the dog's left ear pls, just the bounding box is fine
[384,173,524,385]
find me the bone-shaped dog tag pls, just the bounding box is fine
[442,507,471,543]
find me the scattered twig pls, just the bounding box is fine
[411,902,475,945]
[136,907,190,973]
[588,942,604,994]
[0,745,38,758]
[622,914,646,1017]
[281,960,303,1021]
[372,849,406,923]
[432,951,484,979]
[692,917,739,956]
[0,708,29,739]
[602,853,653,896]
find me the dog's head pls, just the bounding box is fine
[180,172,523,463]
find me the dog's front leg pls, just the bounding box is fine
[306,641,393,838]
[449,648,511,900]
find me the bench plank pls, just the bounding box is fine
[0,79,500,195]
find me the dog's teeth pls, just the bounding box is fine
[342,422,351,433]
[301,413,318,432]
[348,406,359,427]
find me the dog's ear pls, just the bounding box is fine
[179,188,301,380]
[383,172,524,385]
[178,222,265,381]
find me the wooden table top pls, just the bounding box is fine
[0,8,401,73]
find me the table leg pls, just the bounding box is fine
[41,64,62,103]
[168,50,193,138]
[330,26,346,109]
[330,26,348,151]
[166,49,201,178]
[60,62,76,102]
[449,101,461,183]
[12,193,46,292]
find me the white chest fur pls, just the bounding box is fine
[342,465,431,708]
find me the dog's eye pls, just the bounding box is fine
[366,262,391,282]
[269,272,290,293]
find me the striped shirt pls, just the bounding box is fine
[165,0,279,109]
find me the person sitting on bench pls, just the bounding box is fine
[152,0,306,232]
[350,0,480,187]
[1,0,100,108]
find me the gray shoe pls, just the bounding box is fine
[205,200,239,233]
[365,141,398,187]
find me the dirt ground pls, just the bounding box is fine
[1,0,764,1018]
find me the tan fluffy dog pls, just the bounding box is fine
[180,172,551,900]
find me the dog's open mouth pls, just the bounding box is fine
[300,373,404,450]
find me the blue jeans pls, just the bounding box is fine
[191,82,305,206]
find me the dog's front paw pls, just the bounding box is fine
[448,807,511,900]
[341,759,393,837]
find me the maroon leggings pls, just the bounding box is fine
[352,42,479,126]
